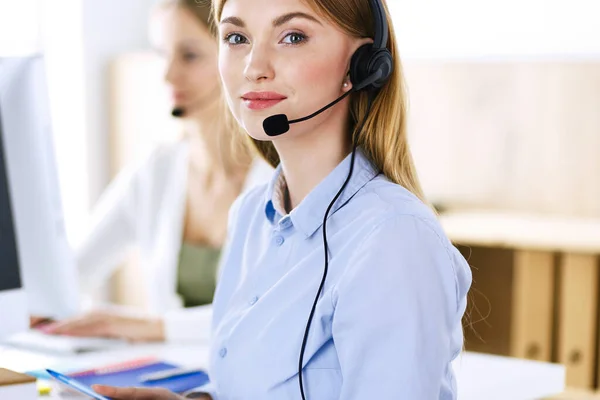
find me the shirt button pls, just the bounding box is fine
[249,296,259,306]
[219,347,228,358]
[274,235,285,246]
[280,216,292,229]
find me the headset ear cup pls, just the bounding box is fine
[350,45,393,92]
[368,49,393,89]
[349,44,374,89]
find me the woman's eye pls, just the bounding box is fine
[153,48,167,58]
[281,32,307,45]
[224,33,248,45]
[183,53,198,61]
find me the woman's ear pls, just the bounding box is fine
[341,74,352,92]
[343,37,375,92]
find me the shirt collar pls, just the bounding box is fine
[264,147,379,238]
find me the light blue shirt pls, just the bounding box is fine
[197,148,472,399]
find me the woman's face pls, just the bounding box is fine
[151,6,220,116]
[218,0,366,141]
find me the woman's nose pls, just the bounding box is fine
[164,58,180,85]
[244,45,275,83]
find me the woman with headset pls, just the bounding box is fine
[39,0,271,343]
[94,0,471,398]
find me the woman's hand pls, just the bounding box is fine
[30,316,54,329]
[93,385,187,399]
[41,310,165,342]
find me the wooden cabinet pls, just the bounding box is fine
[442,210,600,389]
[459,246,555,362]
[557,254,599,388]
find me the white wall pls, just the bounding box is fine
[81,0,156,206]
[1,0,88,244]
[0,1,41,56]
[388,0,600,59]
[41,0,88,243]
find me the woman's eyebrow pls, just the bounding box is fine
[272,12,322,27]
[178,39,201,47]
[220,16,245,27]
[219,12,322,28]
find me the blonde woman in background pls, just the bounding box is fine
[40,0,272,343]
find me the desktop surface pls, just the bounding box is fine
[0,343,565,400]
[2,330,128,355]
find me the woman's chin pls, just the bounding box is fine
[245,131,273,142]
[241,120,274,142]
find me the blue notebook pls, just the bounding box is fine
[67,358,210,394]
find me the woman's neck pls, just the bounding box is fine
[275,117,351,211]
[184,111,249,187]
[184,112,222,175]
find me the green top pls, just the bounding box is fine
[176,242,221,308]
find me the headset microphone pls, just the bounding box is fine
[262,68,385,137]
[171,107,186,118]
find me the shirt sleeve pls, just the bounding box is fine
[74,154,142,294]
[332,214,468,399]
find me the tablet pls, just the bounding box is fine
[46,369,111,400]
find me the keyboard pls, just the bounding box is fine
[2,330,128,354]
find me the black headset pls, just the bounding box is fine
[349,0,393,92]
[297,1,393,399]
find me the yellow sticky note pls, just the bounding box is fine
[37,381,52,396]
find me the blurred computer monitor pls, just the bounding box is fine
[0,55,80,320]
[0,105,28,339]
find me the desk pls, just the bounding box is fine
[0,344,564,400]
[440,210,600,253]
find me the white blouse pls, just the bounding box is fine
[75,140,273,342]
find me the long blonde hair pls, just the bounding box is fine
[213,0,426,201]
[158,0,216,35]
[157,0,252,174]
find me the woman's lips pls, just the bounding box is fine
[172,93,186,103]
[242,92,287,110]
[243,99,285,110]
